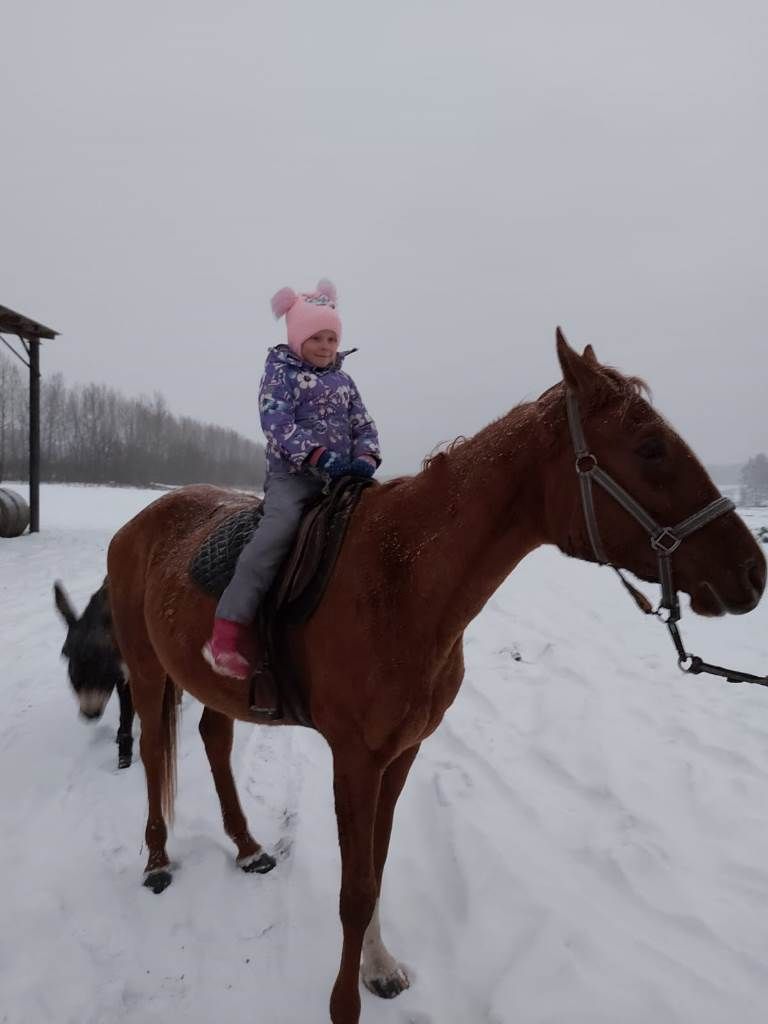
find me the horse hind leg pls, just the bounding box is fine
[198,706,276,874]
[124,643,178,894]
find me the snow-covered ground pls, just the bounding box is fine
[2,483,768,1024]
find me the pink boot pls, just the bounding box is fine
[202,618,254,680]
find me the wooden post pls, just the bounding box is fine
[29,338,40,532]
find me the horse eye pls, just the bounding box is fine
[636,437,666,461]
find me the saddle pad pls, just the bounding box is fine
[189,502,264,597]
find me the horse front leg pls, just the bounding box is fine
[330,747,382,1024]
[198,706,276,874]
[362,743,420,1000]
[116,675,134,769]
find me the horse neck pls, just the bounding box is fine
[386,401,549,645]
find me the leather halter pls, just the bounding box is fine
[565,388,768,688]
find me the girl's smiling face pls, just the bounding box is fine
[301,330,339,368]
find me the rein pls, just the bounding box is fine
[566,389,768,688]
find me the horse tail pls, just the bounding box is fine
[160,675,179,825]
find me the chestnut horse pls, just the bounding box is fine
[107,332,765,1024]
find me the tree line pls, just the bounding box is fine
[740,454,768,507]
[0,350,265,488]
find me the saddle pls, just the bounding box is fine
[189,476,376,726]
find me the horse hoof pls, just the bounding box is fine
[118,754,132,769]
[238,851,277,874]
[363,966,410,999]
[143,869,173,894]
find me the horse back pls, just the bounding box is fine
[109,485,257,573]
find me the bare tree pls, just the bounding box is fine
[0,352,265,488]
[740,454,768,507]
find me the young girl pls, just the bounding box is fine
[203,279,381,679]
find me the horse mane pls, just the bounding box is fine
[593,366,651,406]
[421,365,652,473]
[421,435,470,471]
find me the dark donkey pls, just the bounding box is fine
[107,332,765,1024]
[53,580,135,769]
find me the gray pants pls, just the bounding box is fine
[216,471,325,624]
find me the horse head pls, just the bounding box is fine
[542,330,765,617]
[53,580,124,720]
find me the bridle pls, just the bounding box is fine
[566,388,768,687]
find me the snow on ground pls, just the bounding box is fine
[2,483,768,1024]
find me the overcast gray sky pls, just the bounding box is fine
[2,0,765,475]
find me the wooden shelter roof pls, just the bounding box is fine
[0,304,58,341]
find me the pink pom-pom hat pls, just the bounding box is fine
[270,279,342,358]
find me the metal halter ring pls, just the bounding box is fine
[575,453,597,475]
[650,528,682,555]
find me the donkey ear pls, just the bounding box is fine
[98,582,112,630]
[556,327,601,394]
[53,581,78,628]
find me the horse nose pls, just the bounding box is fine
[80,708,102,721]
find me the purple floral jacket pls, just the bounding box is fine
[259,345,381,476]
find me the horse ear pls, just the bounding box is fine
[556,327,599,394]
[53,581,78,629]
[582,344,600,367]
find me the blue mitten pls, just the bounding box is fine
[315,450,352,478]
[349,458,376,479]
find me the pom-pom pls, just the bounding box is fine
[315,278,337,304]
[271,286,297,319]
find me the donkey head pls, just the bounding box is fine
[543,330,765,617]
[53,580,124,720]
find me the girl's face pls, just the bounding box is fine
[301,330,339,368]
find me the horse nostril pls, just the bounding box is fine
[744,558,766,596]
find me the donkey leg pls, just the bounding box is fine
[198,706,276,874]
[329,749,382,1024]
[116,674,134,769]
[362,743,420,999]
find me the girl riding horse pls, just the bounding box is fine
[204,279,380,679]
